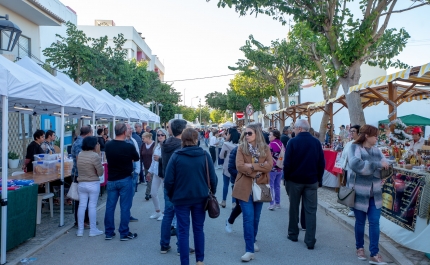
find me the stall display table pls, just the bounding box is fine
[0,185,38,251]
[322,149,342,188]
[380,167,430,253]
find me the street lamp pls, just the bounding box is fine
[157,103,163,113]
[183,88,186,106]
[191,96,198,107]
[199,98,202,125]
[0,14,22,52]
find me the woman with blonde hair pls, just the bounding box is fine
[147,128,168,220]
[348,125,389,264]
[233,124,273,262]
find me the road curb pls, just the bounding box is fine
[9,202,107,265]
[318,200,413,265]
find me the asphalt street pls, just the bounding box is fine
[30,147,377,265]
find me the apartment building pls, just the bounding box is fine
[79,20,165,81]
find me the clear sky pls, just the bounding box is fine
[60,0,430,107]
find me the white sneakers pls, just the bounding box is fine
[225,220,232,233]
[254,243,259,252]
[348,211,355,217]
[76,230,83,237]
[89,229,104,237]
[157,214,164,221]
[150,212,162,219]
[241,252,255,262]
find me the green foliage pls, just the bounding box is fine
[205,92,228,111]
[8,151,19,160]
[230,35,310,109]
[226,88,250,113]
[229,73,272,110]
[43,22,180,122]
[198,105,211,123]
[178,105,198,122]
[210,109,227,124]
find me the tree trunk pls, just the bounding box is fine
[319,108,330,142]
[340,64,366,125]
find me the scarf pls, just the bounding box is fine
[248,143,260,163]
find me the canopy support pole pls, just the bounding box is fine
[59,106,65,227]
[92,112,96,136]
[329,103,334,146]
[1,95,8,264]
[113,116,116,138]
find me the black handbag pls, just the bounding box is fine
[204,157,220,218]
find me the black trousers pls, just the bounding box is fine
[228,203,242,224]
[209,146,216,164]
[285,181,306,229]
[286,180,318,247]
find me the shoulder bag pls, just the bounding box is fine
[251,159,272,203]
[273,142,285,169]
[204,157,220,218]
[67,173,79,201]
[337,173,355,207]
[252,178,272,202]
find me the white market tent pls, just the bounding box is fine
[125,98,160,123]
[0,55,158,263]
[56,72,115,118]
[114,95,148,122]
[0,55,75,264]
[16,57,97,116]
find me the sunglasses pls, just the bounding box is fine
[244,132,253,136]
[157,134,166,137]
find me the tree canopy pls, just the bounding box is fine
[43,22,180,121]
[208,0,428,124]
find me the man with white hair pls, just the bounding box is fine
[283,119,325,250]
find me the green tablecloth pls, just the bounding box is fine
[0,185,37,251]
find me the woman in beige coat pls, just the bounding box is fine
[232,124,273,262]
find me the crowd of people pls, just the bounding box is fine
[21,117,414,265]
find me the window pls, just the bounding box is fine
[18,114,32,139]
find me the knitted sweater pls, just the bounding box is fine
[77,151,104,182]
[348,143,386,212]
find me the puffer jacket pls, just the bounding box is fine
[228,146,238,184]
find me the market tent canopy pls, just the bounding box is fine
[378,114,430,126]
[16,57,97,115]
[348,62,430,93]
[56,72,115,118]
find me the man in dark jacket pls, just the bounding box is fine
[280,126,291,149]
[159,119,192,255]
[283,119,325,250]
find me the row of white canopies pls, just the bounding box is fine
[0,55,159,263]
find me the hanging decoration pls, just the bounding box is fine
[388,118,412,145]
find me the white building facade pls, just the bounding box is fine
[79,21,165,81]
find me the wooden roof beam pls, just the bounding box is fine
[395,82,416,102]
[366,87,390,105]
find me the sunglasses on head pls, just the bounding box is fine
[244,132,253,136]
[157,134,165,137]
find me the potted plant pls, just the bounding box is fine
[8,151,20,169]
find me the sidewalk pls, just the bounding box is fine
[317,186,430,265]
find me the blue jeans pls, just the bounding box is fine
[354,197,381,257]
[269,171,282,205]
[104,176,133,237]
[239,194,263,253]
[217,148,224,166]
[222,174,235,203]
[175,201,206,265]
[160,188,177,248]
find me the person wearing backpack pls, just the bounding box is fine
[268,130,284,210]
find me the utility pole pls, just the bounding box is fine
[183,88,186,106]
[199,98,202,125]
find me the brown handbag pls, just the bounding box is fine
[204,157,220,218]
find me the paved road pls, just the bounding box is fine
[30,150,377,265]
